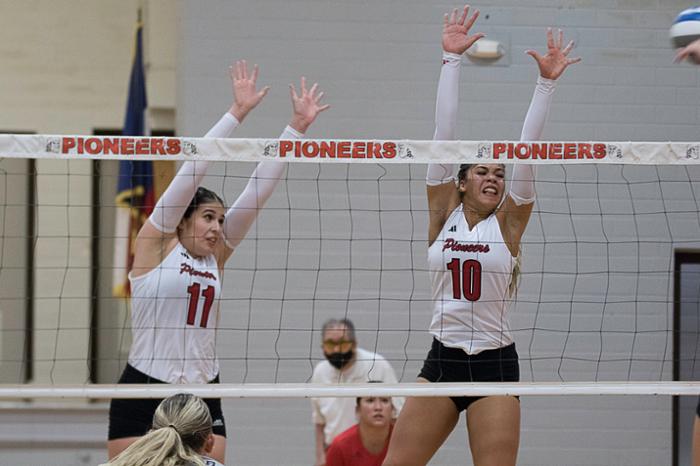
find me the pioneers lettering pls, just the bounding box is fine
[492,142,607,160]
[179,263,217,281]
[61,137,182,156]
[278,140,397,159]
[442,238,490,253]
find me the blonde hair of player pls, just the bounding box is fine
[106,394,214,466]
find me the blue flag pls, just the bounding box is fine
[113,20,154,297]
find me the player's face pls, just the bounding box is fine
[356,396,393,428]
[459,164,506,213]
[179,202,226,258]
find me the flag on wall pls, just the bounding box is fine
[112,18,154,297]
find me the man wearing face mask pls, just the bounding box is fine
[311,319,403,466]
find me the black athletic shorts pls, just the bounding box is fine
[418,338,520,412]
[108,364,226,440]
[696,396,700,418]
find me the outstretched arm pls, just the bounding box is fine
[519,28,580,142]
[675,38,700,64]
[219,77,329,264]
[132,61,268,276]
[499,28,580,255]
[427,5,484,245]
[432,5,484,141]
[426,48,460,186]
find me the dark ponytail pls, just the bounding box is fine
[457,164,472,183]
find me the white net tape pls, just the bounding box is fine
[1,134,700,164]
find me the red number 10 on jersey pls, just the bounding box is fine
[446,258,482,301]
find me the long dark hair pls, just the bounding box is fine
[182,187,225,220]
[457,164,472,199]
[457,164,472,184]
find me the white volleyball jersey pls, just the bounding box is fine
[128,242,221,383]
[202,456,225,466]
[428,207,516,354]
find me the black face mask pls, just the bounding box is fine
[325,349,355,370]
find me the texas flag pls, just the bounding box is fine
[112,20,154,297]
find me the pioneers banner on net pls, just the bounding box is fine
[0,134,699,164]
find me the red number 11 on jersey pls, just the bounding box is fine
[186,283,215,328]
[446,258,482,301]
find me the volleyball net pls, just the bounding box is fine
[0,135,699,399]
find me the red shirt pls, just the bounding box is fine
[326,424,392,466]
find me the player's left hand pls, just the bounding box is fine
[675,38,700,64]
[526,28,581,80]
[288,77,330,134]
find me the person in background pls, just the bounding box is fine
[326,392,396,466]
[675,36,700,466]
[311,318,403,466]
[103,393,225,466]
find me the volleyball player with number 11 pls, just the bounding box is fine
[107,60,329,464]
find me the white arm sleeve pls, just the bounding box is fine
[509,164,536,206]
[426,52,461,186]
[148,113,239,233]
[204,111,241,138]
[222,125,302,249]
[510,76,556,206]
[519,76,556,141]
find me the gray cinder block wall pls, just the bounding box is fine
[177,1,700,465]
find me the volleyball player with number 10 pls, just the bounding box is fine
[382,6,580,466]
[106,60,329,464]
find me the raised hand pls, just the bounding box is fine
[288,77,330,133]
[526,28,581,80]
[674,38,700,64]
[442,5,484,55]
[229,60,270,122]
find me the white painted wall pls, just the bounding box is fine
[0,1,175,464]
